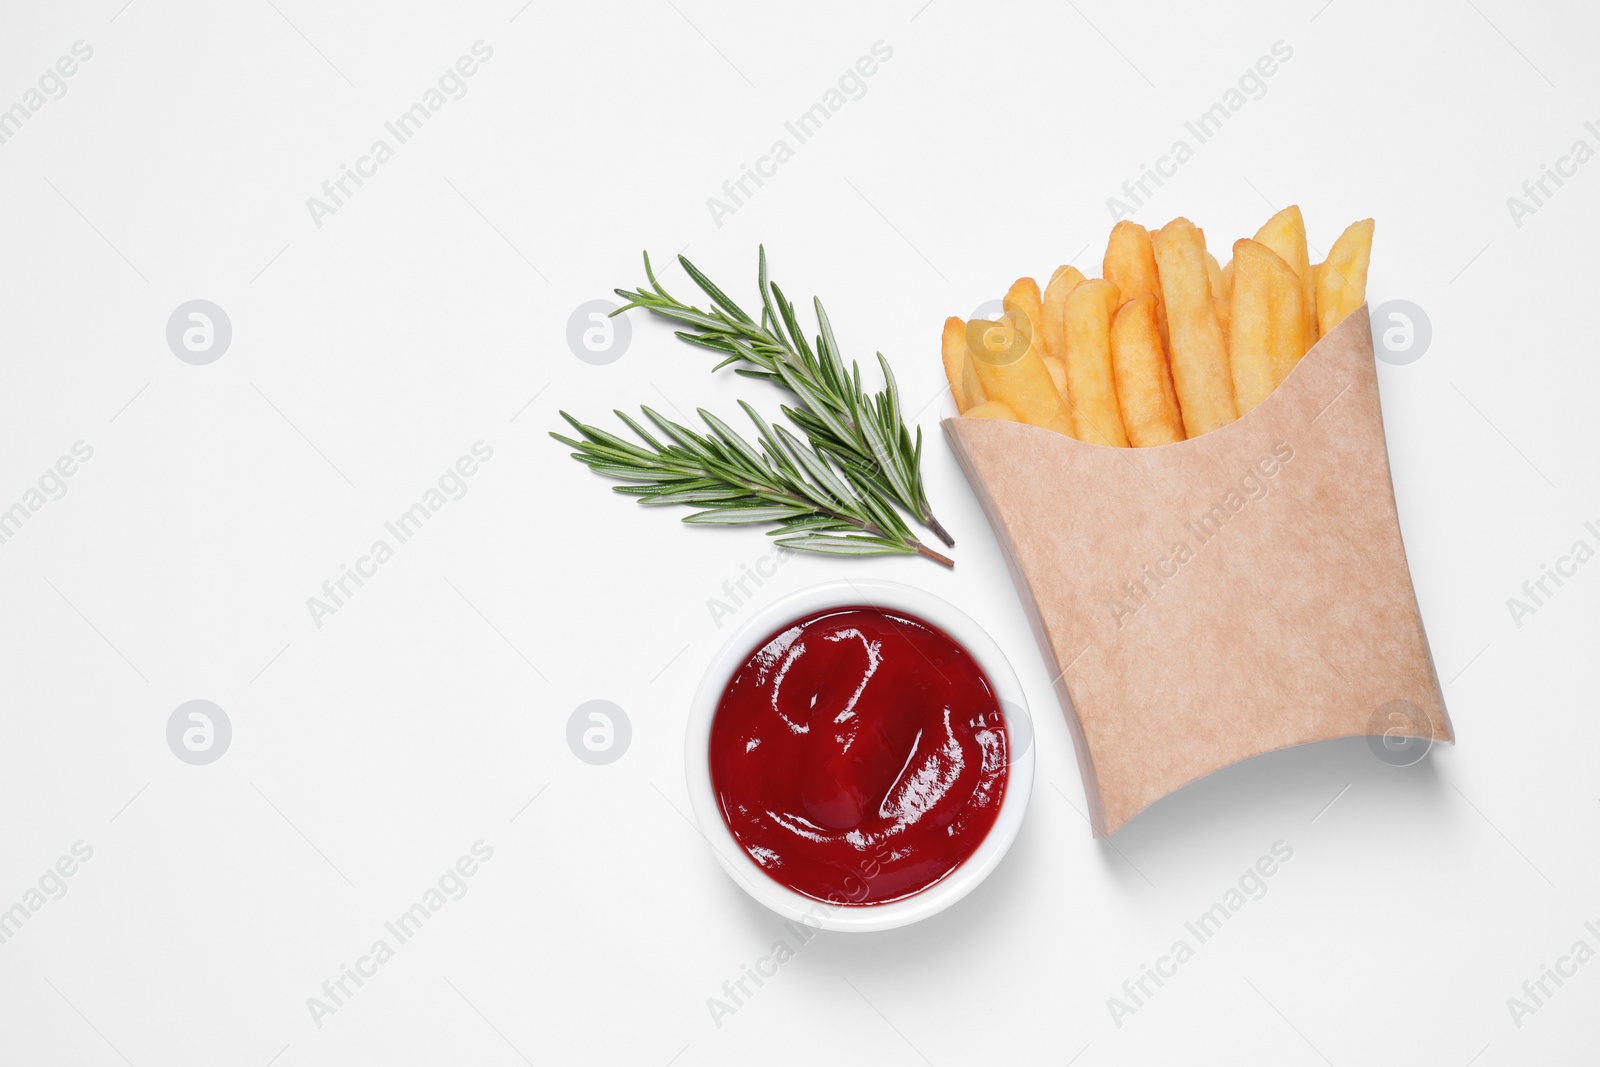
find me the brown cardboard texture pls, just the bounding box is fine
[944,307,1451,836]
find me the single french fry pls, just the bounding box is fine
[1041,354,1069,401]
[941,316,969,411]
[1040,265,1086,371]
[963,399,1020,421]
[1216,261,1231,351]
[1049,264,1086,287]
[1206,248,1226,349]
[1316,219,1375,336]
[1231,239,1290,360]
[1063,280,1129,447]
[961,354,987,411]
[1102,221,1168,351]
[1003,277,1043,342]
[1229,239,1307,414]
[1268,284,1306,379]
[1110,295,1185,446]
[968,312,1077,438]
[1205,252,1225,299]
[1253,204,1317,348]
[1152,218,1237,436]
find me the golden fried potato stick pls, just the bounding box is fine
[1205,252,1235,374]
[1152,218,1237,436]
[1253,205,1317,347]
[1040,265,1086,370]
[1229,239,1308,414]
[1063,280,1130,447]
[964,400,1020,421]
[1268,291,1307,380]
[1049,264,1087,289]
[961,355,987,411]
[1042,354,1070,401]
[1110,295,1185,446]
[1205,252,1225,299]
[1102,222,1168,351]
[1216,260,1233,349]
[968,312,1078,438]
[1003,277,1043,342]
[1315,219,1375,336]
[941,316,971,412]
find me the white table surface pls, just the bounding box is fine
[2,0,1595,1063]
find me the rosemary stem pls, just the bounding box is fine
[922,512,955,549]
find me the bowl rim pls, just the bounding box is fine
[684,577,1035,933]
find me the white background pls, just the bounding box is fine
[1,0,1596,1064]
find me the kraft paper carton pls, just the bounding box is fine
[944,307,1452,836]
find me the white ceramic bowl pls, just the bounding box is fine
[684,578,1034,933]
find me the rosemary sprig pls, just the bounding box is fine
[551,405,954,567]
[614,248,954,548]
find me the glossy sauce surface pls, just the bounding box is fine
[710,607,1008,905]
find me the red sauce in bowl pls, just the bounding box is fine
[709,606,1009,905]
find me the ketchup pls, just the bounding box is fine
[709,606,1008,905]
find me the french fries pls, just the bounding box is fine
[941,317,970,411]
[1041,354,1070,401]
[1154,218,1236,437]
[1204,252,1226,299]
[1063,280,1129,447]
[961,355,987,412]
[1229,239,1307,414]
[1253,205,1317,345]
[1215,260,1233,352]
[967,311,1078,438]
[1041,265,1086,371]
[1111,295,1184,446]
[1102,222,1168,351]
[1004,277,1043,340]
[1316,219,1374,337]
[945,206,1373,444]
